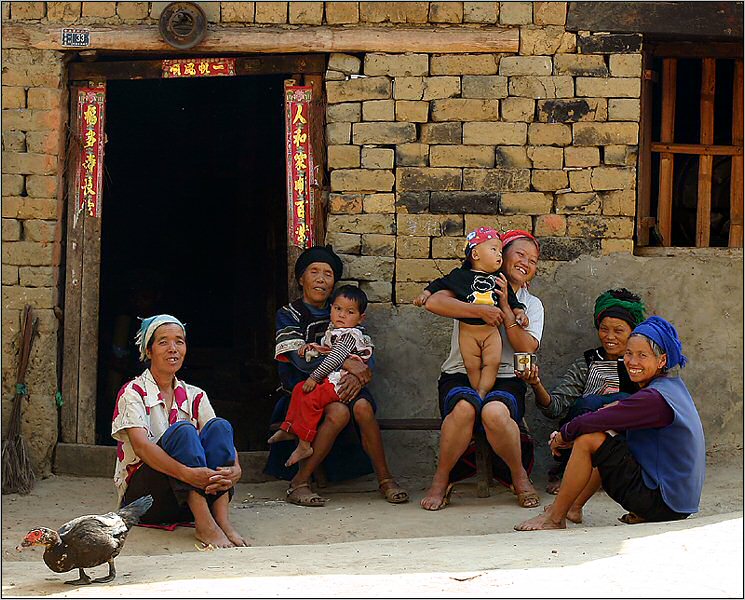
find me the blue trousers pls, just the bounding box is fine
[123,418,236,525]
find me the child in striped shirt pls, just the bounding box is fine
[268,285,373,467]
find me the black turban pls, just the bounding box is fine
[294,245,343,282]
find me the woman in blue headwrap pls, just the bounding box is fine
[517,288,646,494]
[111,315,248,548]
[515,316,705,531]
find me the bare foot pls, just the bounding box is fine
[514,512,566,531]
[545,502,582,524]
[217,521,250,547]
[420,479,453,511]
[195,522,234,548]
[285,444,313,467]
[268,430,295,444]
[545,478,561,495]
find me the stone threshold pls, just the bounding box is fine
[53,443,273,483]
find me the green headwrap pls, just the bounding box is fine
[593,289,646,329]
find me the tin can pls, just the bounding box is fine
[513,352,537,372]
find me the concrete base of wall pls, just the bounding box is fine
[366,251,744,478]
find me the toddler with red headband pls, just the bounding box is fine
[415,227,528,399]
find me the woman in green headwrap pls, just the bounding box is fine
[516,288,646,494]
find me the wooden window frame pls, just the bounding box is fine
[637,42,743,249]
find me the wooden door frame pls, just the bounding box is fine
[60,54,326,443]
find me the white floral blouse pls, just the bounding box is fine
[111,369,216,501]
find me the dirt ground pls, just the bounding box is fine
[2,453,743,597]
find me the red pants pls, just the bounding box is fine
[281,379,340,442]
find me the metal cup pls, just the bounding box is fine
[513,352,537,373]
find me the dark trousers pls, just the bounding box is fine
[123,417,235,525]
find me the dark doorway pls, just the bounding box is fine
[95,74,288,450]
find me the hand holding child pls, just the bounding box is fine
[302,377,318,393]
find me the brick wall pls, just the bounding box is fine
[320,6,641,303]
[1,33,65,474]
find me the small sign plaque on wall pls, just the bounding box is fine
[61,28,90,48]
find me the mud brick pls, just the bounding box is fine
[397,214,464,237]
[329,192,363,214]
[537,237,600,260]
[553,54,608,76]
[538,98,606,123]
[463,168,531,191]
[353,122,416,144]
[328,54,362,74]
[420,123,461,144]
[395,191,430,213]
[555,192,601,214]
[463,122,527,145]
[431,99,500,122]
[430,191,500,214]
[330,169,394,192]
[577,33,642,54]
[520,26,568,55]
[363,100,395,121]
[430,54,498,75]
[463,1,498,23]
[499,1,531,24]
[365,54,429,77]
[327,143,360,169]
[397,236,430,258]
[499,56,552,76]
[395,143,429,167]
[430,145,494,168]
[325,3,359,24]
[327,78,391,104]
[500,192,553,215]
[396,168,462,191]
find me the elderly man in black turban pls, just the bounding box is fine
[265,245,408,506]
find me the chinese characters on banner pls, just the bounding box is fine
[284,85,316,248]
[77,83,106,218]
[162,58,237,78]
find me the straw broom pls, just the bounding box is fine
[2,305,39,495]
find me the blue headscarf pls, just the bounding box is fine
[134,314,186,362]
[632,316,688,369]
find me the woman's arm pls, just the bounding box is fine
[560,388,675,442]
[126,427,219,491]
[519,357,589,419]
[425,290,505,327]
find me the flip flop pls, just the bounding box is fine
[286,482,328,507]
[378,478,410,504]
[421,483,454,511]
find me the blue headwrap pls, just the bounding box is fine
[632,316,688,369]
[134,314,186,362]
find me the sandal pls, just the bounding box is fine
[421,483,454,511]
[286,482,328,507]
[510,484,541,509]
[378,477,409,504]
[618,512,646,524]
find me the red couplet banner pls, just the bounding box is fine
[161,58,237,78]
[284,85,316,248]
[77,83,106,218]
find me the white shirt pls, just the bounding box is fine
[440,286,545,378]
